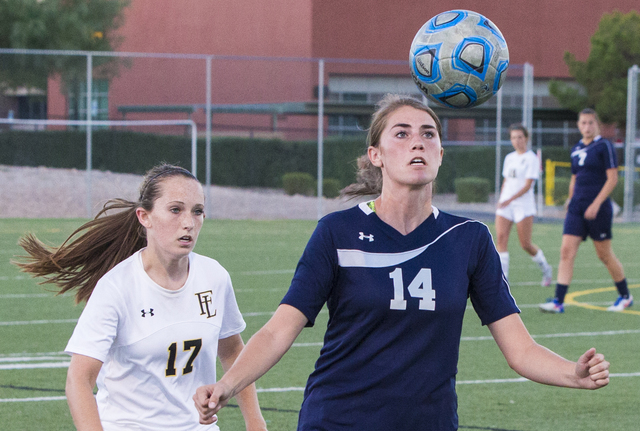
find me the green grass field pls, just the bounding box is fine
[1,217,638,430]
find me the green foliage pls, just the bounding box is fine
[0,130,597,196]
[322,178,342,198]
[549,10,640,125]
[454,177,490,203]
[282,172,315,196]
[0,0,129,95]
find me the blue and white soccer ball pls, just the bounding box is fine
[410,10,509,109]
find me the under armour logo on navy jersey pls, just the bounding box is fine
[195,290,217,318]
[141,308,154,317]
[359,232,374,242]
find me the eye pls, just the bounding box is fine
[395,130,408,138]
[194,208,204,216]
[423,130,436,139]
[170,207,180,214]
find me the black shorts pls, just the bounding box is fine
[563,199,613,241]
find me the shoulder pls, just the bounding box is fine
[319,202,375,227]
[189,252,230,279]
[433,208,489,235]
[503,151,517,162]
[100,251,142,284]
[594,137,615,151]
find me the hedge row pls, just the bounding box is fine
[0,129,616,193]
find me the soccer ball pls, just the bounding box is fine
[410,10,509,109]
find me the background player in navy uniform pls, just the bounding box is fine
[15,164,267,431]
[194,95,610,430]
[495,124,552,286]
[540,109,632,313]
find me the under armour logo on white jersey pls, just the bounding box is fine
[359,232,374,242]
[141,308,154,317]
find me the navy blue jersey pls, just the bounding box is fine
[570,135,617,205]
[281,203,519,431]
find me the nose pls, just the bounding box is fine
[182,213,195,230]
[411,135,425,150]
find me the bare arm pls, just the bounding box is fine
[66,354,104,431]
[584,168,618,220]
[217,334,268,431]
[498,178,534,208]
[194,304,308,423]
[488,313,609,389]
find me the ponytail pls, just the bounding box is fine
[13,163,196,303]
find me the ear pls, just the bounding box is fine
[136,207,151,229]
[438,147,444,166]
[368,146,383,168]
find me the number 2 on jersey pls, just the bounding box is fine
[389,268,436,310]
[166,339,202,377]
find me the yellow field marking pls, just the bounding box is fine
[565,284,640,315]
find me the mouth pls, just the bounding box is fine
[178,235,193,243]
[409,157,426,166]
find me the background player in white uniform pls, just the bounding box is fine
[540,109,632,313]
[15,164,266,431]
[495,124,552,285]
[193,95,610,430]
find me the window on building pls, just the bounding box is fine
[68,79,109,121]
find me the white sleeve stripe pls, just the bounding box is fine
[605,141,616,169]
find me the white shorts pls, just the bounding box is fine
[496,203,536,224]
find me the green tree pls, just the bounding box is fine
[549,10,640,126]
[0,0,129,118]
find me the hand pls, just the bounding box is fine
[575,348,609,389]
[497,200,510,209]
[193,382,232,424]
[584,202,600,220]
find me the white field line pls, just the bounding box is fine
[3,373,640,403]
[0,293,51,299]
[0,298,634,325]
[0,361,70,370]
[1,329,638,371]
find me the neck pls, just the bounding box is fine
[582,134,598,145]
[141,247,190,291]
[375,185,433,235]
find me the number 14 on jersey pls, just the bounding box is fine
[389,268,436,311]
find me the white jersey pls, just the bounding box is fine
[499,150,539,207]
[65,250,246,431]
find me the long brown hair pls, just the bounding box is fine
[342,94,442,198]
[13,164,197,304]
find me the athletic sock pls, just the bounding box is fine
[531,249,549,271]
[615,278,630,298]
[498,252,509,279]
[555,284,569,304]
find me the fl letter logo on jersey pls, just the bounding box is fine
[195,290,217,318]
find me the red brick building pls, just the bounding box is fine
[42,0,638,139]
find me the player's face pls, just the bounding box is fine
[369,105,443,190]
[577,113,600,143]
[140,176,205,259]
[510,129,527,153]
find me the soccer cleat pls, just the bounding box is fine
[607,295,634,312]
[539,299,564,313]
[541,264,553,287]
